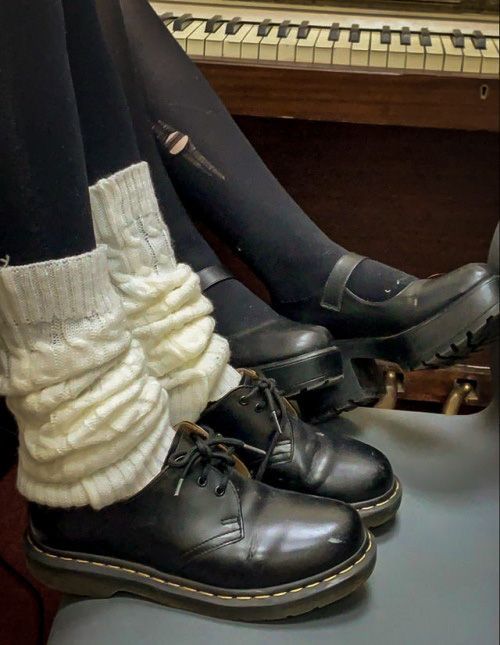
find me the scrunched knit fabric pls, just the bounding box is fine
[0,247,174,509]
[89,162,240,424]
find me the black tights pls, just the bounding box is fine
[62,0,141,184]
[0,0,95,266]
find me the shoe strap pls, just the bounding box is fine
[321,252,366,312]
[198,265,235,293]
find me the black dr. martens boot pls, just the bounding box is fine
[25,423,375,621]
[200,372,402,528]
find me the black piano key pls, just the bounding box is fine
[380,25,392,45]
[400,27,411,46]
[297,20,311,39]
[328,22,340,42]
[172,13,193,31]
[205,15,224,33]
[226,17,243,35]
[419,28,432,47]
[451,29,465,48]
[257,19,273,37]
[349,24,360,43]
[472,30,487,50]
[159,12,173,23]
[277,20,292,38]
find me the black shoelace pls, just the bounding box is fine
[168,428,265,497]
[238,376,289,481]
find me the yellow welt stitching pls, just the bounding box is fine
[358,480,400,511]
[28,534,372,602]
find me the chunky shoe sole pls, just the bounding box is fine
[296,353,385,423]
[336,277,499,372]
[25,529,375,622]
[252,346,343,397]
[353,478,402,529]
[297,276,498,420]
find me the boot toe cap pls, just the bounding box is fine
[320,436,395,504]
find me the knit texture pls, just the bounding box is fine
[0,246,174,509]
[90,162,240,424]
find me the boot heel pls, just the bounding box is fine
[296,353,384,422]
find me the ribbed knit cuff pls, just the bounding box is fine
[0,246,117,325]
[89,162,176,274]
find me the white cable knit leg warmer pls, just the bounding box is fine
[89,162,240,425]
[0,247,174,509]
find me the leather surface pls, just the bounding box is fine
[199,380,394,503]
[321,252,366,312]
[198,265,235,292]
[277,262,494,338]
[29,426,364,589]
[227,318,333,366]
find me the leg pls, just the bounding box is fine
[120,0,413,307]
[94,0,344,402]
[62,0,240,423]
[121,0,498,371]
[0,0,94,265]
[0,0,171,508]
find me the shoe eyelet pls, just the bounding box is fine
[215,485,226,497]
[254,403,265,413]
[238,396,249,406]
[197,476,208,488]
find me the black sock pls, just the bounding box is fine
[121,0,414,306]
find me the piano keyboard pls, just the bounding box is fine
[150,1,500,76]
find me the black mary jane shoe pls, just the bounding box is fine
[26,423,375,622]
[276,253,499,372]
[198,265,344,397]
[199,371,402,528]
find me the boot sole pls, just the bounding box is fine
[251,346,343,397]
[298,276,498,420]
[296,353,385,422]
[25,530,375,622]
[336,276,499,371]
[352,478,402,528]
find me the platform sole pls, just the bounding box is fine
[353,478,403,528]
[251,346,343,397]
[297,277,498,421]
[336,277,499,371]
[296,352,385,422]
[25,530,375,622]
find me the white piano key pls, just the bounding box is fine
[350,30,371,66]
[171,20,204,51]
[223,23,253,58]
[387,35,406,69]
[205,22,228,58]
[441,35,463,72]
[331,29,351,67]
[462,37,482,74]
[424,35,444,71]
[259,25,281,61]
[406,33,425,70]
[277,26,299,62]
[240,24,263,60]
[313,27,335,65]
[480,38,500,75]
[295,27,320,64]
[369,31,388,68]
[186,22,210,56]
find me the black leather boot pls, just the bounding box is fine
[200,372,401,527]
[198,265,345,397]
[25,423,375,621]
[276,254,499,371]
